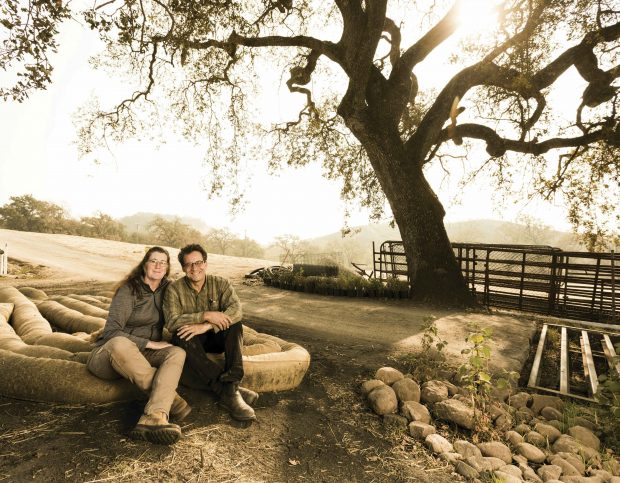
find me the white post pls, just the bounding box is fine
[0,244,7,276]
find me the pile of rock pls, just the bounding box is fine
[362,366,620,482]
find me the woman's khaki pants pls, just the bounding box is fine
[87,336,186,417]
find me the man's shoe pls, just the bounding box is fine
[170,394,192,422]
[129,412,182,445]
[238,386,259,406]
[219,384,256,421]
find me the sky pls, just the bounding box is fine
[0,3,576,245]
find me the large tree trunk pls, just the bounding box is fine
[383,164,473,306]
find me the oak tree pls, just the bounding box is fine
[3,0,619,304]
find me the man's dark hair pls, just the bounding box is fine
[178,243,208,267]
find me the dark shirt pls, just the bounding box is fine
[95,279,169,351]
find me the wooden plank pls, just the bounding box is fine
[529,385,597,403]
[528,324,548,388]
[602,334,620,377]
[581,330,598,396]
[560,327,569,394]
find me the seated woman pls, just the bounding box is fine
[87,246,189,445]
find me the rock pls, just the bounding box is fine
[367,385,398,415]
[517,407,536,423]
[438,452,462,464]
[454,440,482,459]
[392,378,421,403]
[408,421,435,440]
[515,423,532,435]
[433,398,474,430]
[383,413,408,429]
[491,386,511,402]
[548,455,581,477]
[425,433,453,454]
[537,464,562,481]
[455,461,480,479]
[567,426,600,451]
[513,454,528,466]
[570,416,596,432]
[477,441,513,464]
[589,469,612,482]
[442,380,460,397]
[421,380,449,404]
[546,421,564,433]
[535,423,562,443]
[521,464,544,482]
[554,453,585,475]
[506,430,524,447]
[581,447,602,467]
[375,367,404,385]
[401,401,431,424]
[516,442,547,463]
[602,459,620,477]
[495,470,522,483]
[467,456,506,472]
[560,477,606,483]
[531,395,564,415]
[499,464,523,478]
[541,406,564,421]
[525,431,548,447]
[490,403,509,420]
[553,435,583,455]
[361,379,386,395]
[495,413,514,430]
[510,392,532,409]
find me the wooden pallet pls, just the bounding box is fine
[528,322,620,402]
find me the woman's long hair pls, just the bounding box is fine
[115,246,171,296]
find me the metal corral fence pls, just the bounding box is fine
[373,241,618,324]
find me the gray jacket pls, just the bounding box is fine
[95,279,169,351]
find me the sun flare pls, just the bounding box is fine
[456,0,502,37]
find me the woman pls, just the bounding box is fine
[87,246,190,445]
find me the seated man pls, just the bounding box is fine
[163,243,256,421]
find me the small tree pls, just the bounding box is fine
[206,228,236,255]
[80,212,127,241]
[148,216,203,248]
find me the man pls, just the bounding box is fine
[163,243,256,421]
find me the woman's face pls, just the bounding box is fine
[143,251,168,283]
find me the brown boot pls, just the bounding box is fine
[219,383,256,421]
[238,386,259,406]
[129,411,182,445]
[170,394,192,422]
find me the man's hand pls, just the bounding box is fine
[177,322,212,340]
[203,311,231,331]
[146,340,173,350]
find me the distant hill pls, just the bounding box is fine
[119,212,211,234]
[300,219,583,266]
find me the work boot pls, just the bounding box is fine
[218,383,256,421]
[129,411,182,445]
[238,386,259,406]
[170,394,192,422]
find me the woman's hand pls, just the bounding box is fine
[177,322,212,341]
[146,340,173,350]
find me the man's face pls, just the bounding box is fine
[182,250,207,283]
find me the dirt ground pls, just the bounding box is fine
[0,277,459,483]
[0,230,465,482]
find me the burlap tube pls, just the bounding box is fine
[0,287,52,343]
[38,300,105,334]
[49,295,109,318]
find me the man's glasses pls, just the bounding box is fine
[183,260,205,270]
[147,260,168,267]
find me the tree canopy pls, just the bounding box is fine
[2,0,619,303]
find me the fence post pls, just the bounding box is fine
[612,249,617,324]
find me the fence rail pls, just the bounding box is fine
[373,241,618,324]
